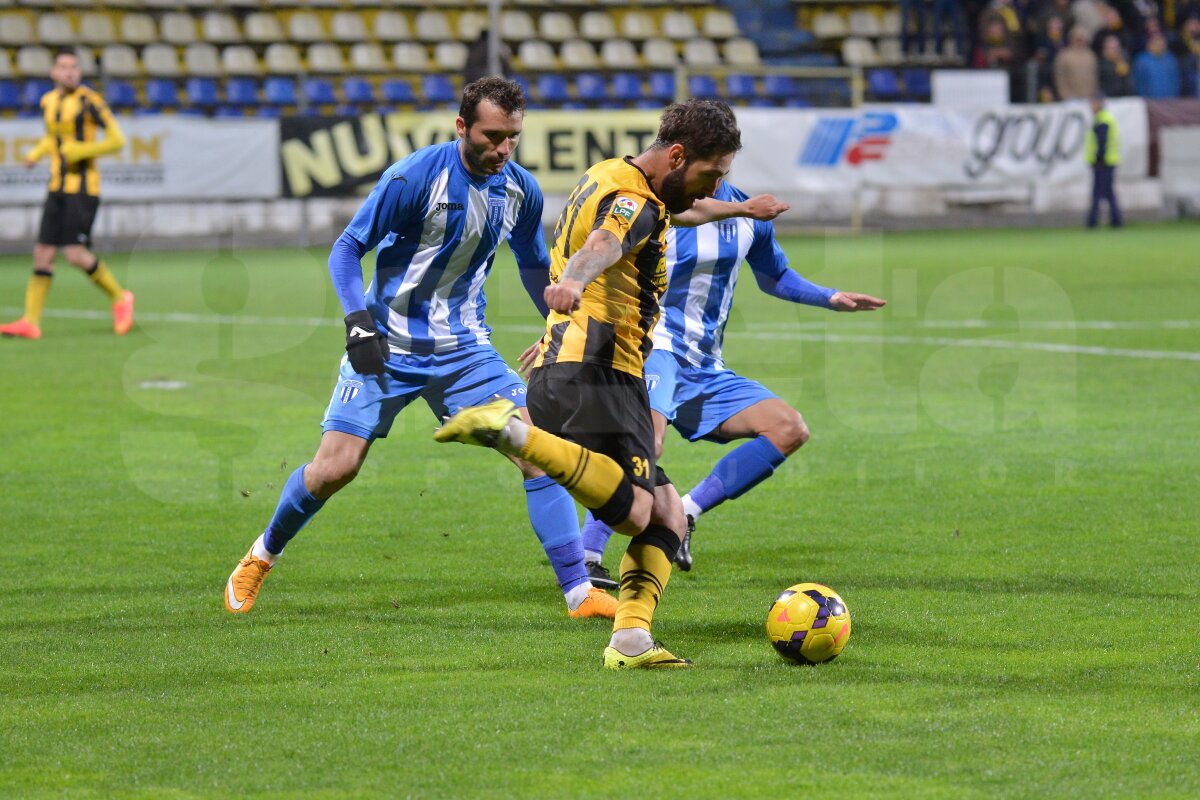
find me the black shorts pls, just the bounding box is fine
[37,192,100,247]
[527,362,669,494]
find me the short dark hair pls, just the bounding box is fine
[459,77,525,128]
[54,47,78,62]
[653,100,742,162]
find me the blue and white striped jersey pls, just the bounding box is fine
[653,181,836,369]
[343,141,548,355]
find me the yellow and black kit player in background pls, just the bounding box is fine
[1,48,133,341]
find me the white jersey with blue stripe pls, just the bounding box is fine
[652,181,787,370]
[343,141,547,355]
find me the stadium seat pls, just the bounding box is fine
[222,45,260,76]
[539,11,576,43]
[264,43,302,74]
[307,44,346,73]
[509,74,531,99]
[184,44,221,77]
[610,72,643,102]
[414,11,452,42]
[202,12,242,44]
[579,11,617,40]
[662,11,698,40]
[516,40,556,71]
[245,12,284,44]
[574,72,606,102]
[434,42,467,71]
[682,38,721,67]
[380,78,415,105]
[647,71,675,102]
[904,68,932,98]
[119,13,158,46]
[143,44,181,77]
[342,77,373,105]
[500,10,536,42]
[457,11,487,42]
[186,76,219,107]
[599,38,639,69]
[146,78,180,110]
[421,74,457,106]
[878,38,903,64]
[841,38,880,67]
[561,40,599,69]
[723,38,761,67]
[0,51,12,80]
[813,13,849,39]
[330,11,368,43]
[103,79,137,110]
[21,79,53,109]
[373,11,411,42]
[350,43,388,73]
[75,48,98,77]
[762,74,799,102]
[867,69,900,99]
[725,74,757,101]
[687,74,719,100]
[0,14,35,47]
[643,39,678,68]
[303,77,337,106]
[702,9,739,39]
[263,76,298,106]
[392,43,430,71]
[36,13,75,47]
[79,12,118,46]
[225,77,259,106]
[100,45,140,78]
[621,11,657,40]
[535,74,570,104]
[161,11,198,45]
[16,47,53,78]
[848,10,883,38]
[256,106,281,118]
[214,106,244,118]
[0,79,22,110]
[288,12,326,44]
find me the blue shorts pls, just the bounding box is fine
[322,344,526,441]
[643,349,777,443]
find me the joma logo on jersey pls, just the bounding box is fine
[798,111,899,167]
[435,201,465,211]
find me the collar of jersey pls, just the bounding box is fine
[452,143,506,189]
[622,156,661,203]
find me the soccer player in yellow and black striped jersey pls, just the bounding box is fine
[0,49,133,341]
[437,100,782,668]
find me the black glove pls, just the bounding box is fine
[344,310,388,376]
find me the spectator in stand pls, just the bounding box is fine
[1092,3,1136,55]
[1086,95,1123,228]
[1035,0,1077,41]
[900,0,929,56]
[1056,26,1102,98]
[1176,14,1200,95]
[1072,0,1109,39]
[1134,31,1182,95]
[932,0,968,57]
[463,31,511,85]
[976,13,1018,70]
[1098,32,1137,95]
[1036,16,1068,99]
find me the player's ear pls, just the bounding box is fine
[455,116,467,138]
[668,143,686,168]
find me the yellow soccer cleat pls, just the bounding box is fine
[113,290,135,336]
[433,397,518,448]
[603,641,693,670]
[569,587,618,619]
[224,547,272,614]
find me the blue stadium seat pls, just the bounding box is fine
[610,72,644,102]
[575,73,606,103]
[264,77,298,106]
[762,74,799,101]
[784,97,813,108]
[725,74,757,101]
[225,78,259,106]
[510,74,531,98]
[796,53,839,67]
[146,79,180,110]
[647,72,675,102]
[421,75,457,106]
[535,75,570,104]
[0,80,20,110]
[687,75,720,100]
[177,107,207,117]
[256,106,282,118]
[104,80,138,111]
[22,80,53,109]
[214,106,244,118]
[380,79,415,105]
[868,70,900,100]
[342,77,374,105]
[186,77,219,108]
[303,78,337,106]
[903,69,932,98]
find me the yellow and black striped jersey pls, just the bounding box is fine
[28,86,123,197]
[534,157,669,377]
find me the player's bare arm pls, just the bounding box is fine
[829,291,887,311]
[673,194,791,227]
[544,229,623,313]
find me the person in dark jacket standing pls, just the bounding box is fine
[1086,95,1123,228]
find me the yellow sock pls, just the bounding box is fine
[88,260,124,302]
[24,272,53,327]
[613,533,675,632]
[520,426,627,510]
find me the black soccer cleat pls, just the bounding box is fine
[586,560,618,591]
[674,515,695,572]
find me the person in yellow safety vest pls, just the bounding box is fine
[1085,95,1123,229]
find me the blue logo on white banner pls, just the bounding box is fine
[339,379,363,404]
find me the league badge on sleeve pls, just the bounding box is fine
[613,196,640,221]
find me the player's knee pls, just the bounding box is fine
[771,410,809,455]
[617,490,653,534]
[62,247,92,268]
[307,452,362,496]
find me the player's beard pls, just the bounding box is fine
[660,164,696,214]
[462,140,504,176]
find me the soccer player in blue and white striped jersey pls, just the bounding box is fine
[224,78,615,619]
[581,179,885,575]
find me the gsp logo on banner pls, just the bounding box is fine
[798,111,899,167]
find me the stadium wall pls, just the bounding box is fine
[0,100,1190,253]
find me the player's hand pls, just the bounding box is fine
[517,339,541,379]
[344,310,388,375]
[24,156,37,170]
[740,194,790,221]
[829,291,887,312]
[544,279,583,314]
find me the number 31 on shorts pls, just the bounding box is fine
[631,456,649,478]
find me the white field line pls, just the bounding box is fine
[7,307,1200,362]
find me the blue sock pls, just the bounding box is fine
[262,465,326,554]
[688,436,788,513]
[582,511,616,561]
[524,476,590,594]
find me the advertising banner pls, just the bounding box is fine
[731,98,1149,193]
[0,116,279,202]
[279,110,662,198]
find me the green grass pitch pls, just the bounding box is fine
[1,223,1198,798]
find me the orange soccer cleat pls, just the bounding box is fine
[224,547,273,614]
[568,587,618,620]
[113,290,134,335]
[0,318,42,340]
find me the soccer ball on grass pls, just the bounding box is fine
[765,582,851,664]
